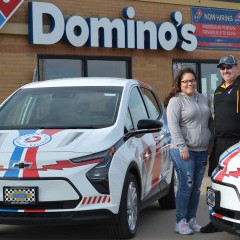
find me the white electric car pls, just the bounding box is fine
[0,78,174,238]
[207,142,240,236]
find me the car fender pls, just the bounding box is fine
[108,144,141,212]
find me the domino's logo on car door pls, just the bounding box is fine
[0,0,24,30]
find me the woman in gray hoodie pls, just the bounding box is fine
[164,67,212,235]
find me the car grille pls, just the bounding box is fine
[0,199,80,210]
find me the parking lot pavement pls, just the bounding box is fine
[0,172,238,240]
[136,174,239,240]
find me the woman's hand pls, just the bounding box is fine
[181,150,189,160]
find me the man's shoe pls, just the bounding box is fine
[200,222,222,233]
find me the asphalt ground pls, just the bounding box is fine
[0,169,238,240]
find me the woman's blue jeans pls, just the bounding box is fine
[170,148,208,223]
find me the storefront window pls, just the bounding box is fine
[200,63,221,113]
[38,56,130,81]
[172,62,197,79]
[40,59,82,81]
[87,60,127,78]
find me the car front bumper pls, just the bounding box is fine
[207,179,240,236]
[210,208,240,236]
[0,209,116,225]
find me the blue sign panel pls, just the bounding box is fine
[191,6,240,50]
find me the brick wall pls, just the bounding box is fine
[0,0,239,103]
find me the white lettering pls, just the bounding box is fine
[204,14,216,21]
[89,18,125,48]
[29,2,64,45]
[28,3,197,52]
[136,21,157,49]
[178,24,197,52]
[65,16,89,47]
[158,22,178,51]
[123,7,136,48]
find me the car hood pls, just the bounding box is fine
[0,128,120,155]
[0,128,122,177]
[213,142,240,185]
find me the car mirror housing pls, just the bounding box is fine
[137,119,163,130]
[124,119,163,140]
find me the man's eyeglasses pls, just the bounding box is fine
[219,65,233,71]
[181,79,196,84]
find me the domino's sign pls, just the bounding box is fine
[29,2,198,51]
[0,0,24,30]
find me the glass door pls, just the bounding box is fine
[200,63,222,114]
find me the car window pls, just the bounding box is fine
[0,87,122,129]
[128,87,148,129]
[125,108,134,132]
[141,88,161,120]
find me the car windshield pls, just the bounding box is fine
[0,86,122,129]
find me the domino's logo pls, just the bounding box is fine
[193,9,203,22]
[0,0,24,30]
[13,133,52,148]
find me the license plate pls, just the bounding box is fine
[3,186,38,205]
[207,187,216,207]
[206,187,220,208]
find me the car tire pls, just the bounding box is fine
[111,173,140,239]
[158,169,176,209]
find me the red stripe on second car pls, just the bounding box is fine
[215,150,240,182]
[213,213,223,219]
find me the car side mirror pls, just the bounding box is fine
[124,119,163,140]
[137,119,163,131]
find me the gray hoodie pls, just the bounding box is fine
[167,92,212,153]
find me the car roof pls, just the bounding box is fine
[21,77,140,89]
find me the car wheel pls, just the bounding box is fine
[111,173,140,239]
[158,169,177,209]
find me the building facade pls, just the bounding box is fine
[0,0,240,110]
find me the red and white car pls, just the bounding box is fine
[0,78,174,238]
[207,142,240,236]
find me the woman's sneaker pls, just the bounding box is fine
[188,218,201,232]
[174,219,194,235]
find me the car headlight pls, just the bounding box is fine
[70,147,116,195]
[70,151,106,164]
[86,147,115,194]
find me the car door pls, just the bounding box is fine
[127,86,157,200]
[140,87,171,194]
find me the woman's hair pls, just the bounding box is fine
[163,67,197,108]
